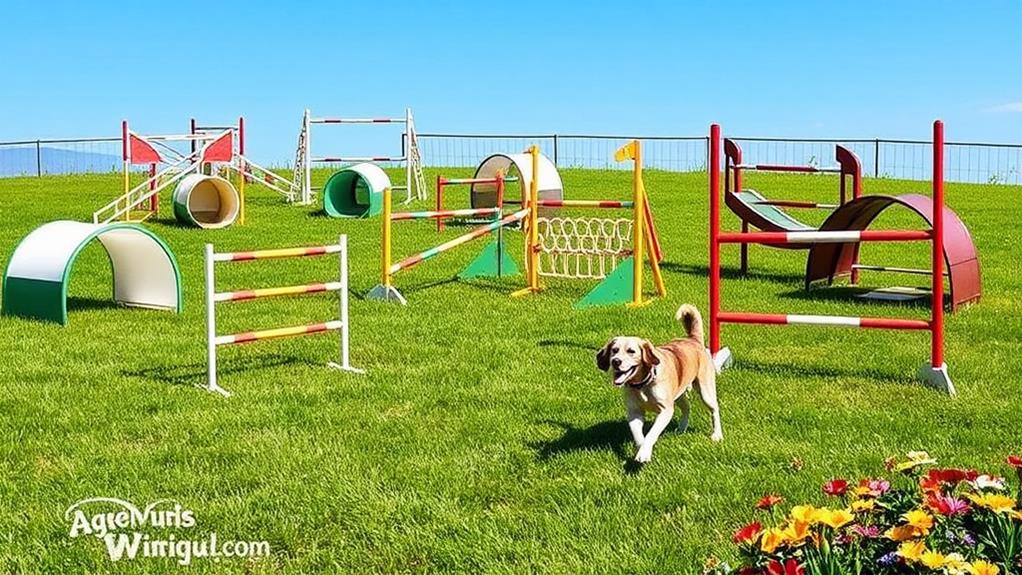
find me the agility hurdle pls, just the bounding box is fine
[513,142,666,308]
[709,121,955,394]
[204,235,363,396]
[296,108,427,206]
[435,174,518,232]
[368,185,526,305]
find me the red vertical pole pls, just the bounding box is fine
[122,120,129,163]
[931,120,945,368]
[190,118,197,154]
[709,124,722,354]
[436,176,445,232]
[496,174,505,208]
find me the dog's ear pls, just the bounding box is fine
[641,340,661,367]
[596,338,615,371]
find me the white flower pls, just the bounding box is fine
[970,475,1006,491]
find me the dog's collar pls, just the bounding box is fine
[627,365,659,389]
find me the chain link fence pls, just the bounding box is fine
[3,132,1021,185]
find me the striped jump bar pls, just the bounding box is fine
[536,199,634,208]
[311,117,406,124]
[391,207,501,221]
[718,312,931,330]
[734,164,843,173]
[215,320,344,346]
[214,282,343,302]
[391,208,529,274]
[717,229,932,245]
[312,156,407,163]
[214,244,342,262]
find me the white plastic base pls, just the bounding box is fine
[366,284,407,305]
[918,363,956,396]
[205,383,231,398]
[328,362,366,375]
[712,347,733,373]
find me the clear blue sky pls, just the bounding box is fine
[1,0,1019,163]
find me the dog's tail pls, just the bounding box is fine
[675,304,704,345]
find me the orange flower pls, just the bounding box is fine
[885,525,921,542]
[902,510,934,534]
[760,527,785,554]
[782,519,812,545]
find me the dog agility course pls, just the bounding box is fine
[1,116,1019,573]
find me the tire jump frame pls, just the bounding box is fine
[513,142,666,308]
[709,121,957,394]
[205,236,364,396]
[368,184,526,305]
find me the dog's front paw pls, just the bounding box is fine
[634,447,653,463]
[710,431,723,442]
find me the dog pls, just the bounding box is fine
[595,304,722,463]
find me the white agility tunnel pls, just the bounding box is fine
[470,152,563,209]
[172,174,240,228]
[2,221,182,326]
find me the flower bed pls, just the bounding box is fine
[707,453,1022,575]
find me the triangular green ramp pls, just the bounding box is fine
[575,257,635,308]
[458,240,519,279]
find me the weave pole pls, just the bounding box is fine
[204,235,363,396]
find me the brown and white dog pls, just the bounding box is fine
[596,304,722,463]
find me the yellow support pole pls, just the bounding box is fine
[381,187,393,288]
[642,178,667,298]
[512,145,541,297]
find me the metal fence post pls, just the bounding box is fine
[553,134,558,166]
[36,140,42,177]
[874,139,880,178]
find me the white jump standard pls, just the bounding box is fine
[296,108,427,207]
[204,236,363,396]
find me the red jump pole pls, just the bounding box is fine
[709,124,721,355]
[931,120,945,369]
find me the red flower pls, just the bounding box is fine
[738,567,759,575]
[1008,455,1022,469]
[823,478,849,496]
[928,468,978,485]
[767,559,805,575]
[756,494,784,510]
[927,492,971,516]
[919,474,942,494]
[733,521,763,545]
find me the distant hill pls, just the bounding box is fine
[0,146,121,177]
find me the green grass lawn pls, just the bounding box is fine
[0,166,1019,573]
